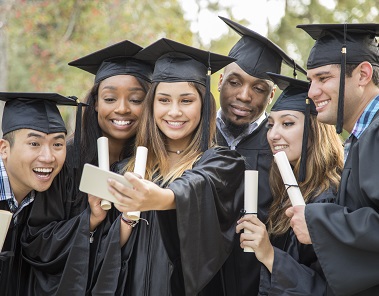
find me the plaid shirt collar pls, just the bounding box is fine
[216,109,267,150]
[0,158,35,217]
[351,94,379,139]
[344,94,379,162]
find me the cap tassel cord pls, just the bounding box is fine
[201,52,211,152]
[336,23,347,134]
[71,97,83,169]
[299,98,310,182]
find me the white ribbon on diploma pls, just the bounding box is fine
[244,170,258,253]
[125,146,148,221]
[273,151,305,206]
[97,137,112,210]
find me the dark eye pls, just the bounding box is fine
[30,142,39,147]
[228,80,240,87]
[265,122,273,129]
[283,122,295,127]
[103,97,116,103]
[158,97,169,103]
[130,98,144,104]
[182,99,193,104]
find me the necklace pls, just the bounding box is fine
[167,149,184,155]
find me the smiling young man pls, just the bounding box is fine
[216,17,307,296]
[0,92,79,296]
[286,24,379,295]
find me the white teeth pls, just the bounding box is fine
[317,101,329,107]
[274,145,288,151]
[113,120,131,126]
[167,121,184,126]
[33,168,53,173]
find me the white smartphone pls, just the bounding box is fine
[79,163,132,206]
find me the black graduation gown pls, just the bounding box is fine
[20,141,94,296]
[91,147,245,296]
[21,138,136,295]
[0,201,32,296]
[216,118,274,296]
[305,113,379,296]
[259,189,336,295]
[20,162,92,296]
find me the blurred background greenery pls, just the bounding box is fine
[0,0,377,138]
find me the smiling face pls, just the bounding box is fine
[266,110,304,166]
[307,64,341,126]
[96,75,146,144]
[153,82,202,150]
[0,129,66,202]
[218,62,275,127]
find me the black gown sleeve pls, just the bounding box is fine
[159,147,245,295]
[259,189,337,295]
[306,120,379,296]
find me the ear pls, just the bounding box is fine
[268,85,277,105]
[218,73,223,91]
[357,61,373,86]
[0,139,10,160]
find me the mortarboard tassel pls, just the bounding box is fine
[336,24,347,134]
[292,62,298,79]
[70,96,83,169]
[299,98,311,182]
[201,53,211,152]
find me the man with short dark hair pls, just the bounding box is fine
[0,93,79,295]
[216,17,306,295]
[287,24,379,295]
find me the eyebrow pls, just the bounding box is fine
[27,132,44,138]
[53,134,66,140]
[100,85,144,91]
[280,113,299,119]
[268,113,299,120]
[307,70,331,80]
[156,92,196,97]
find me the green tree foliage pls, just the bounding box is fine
[5,0,194,131]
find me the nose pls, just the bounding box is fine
[167,103,183,117]
[308,81,322,101]
[267,124,281,142]
[115,98,131,114]
[38,145,55,163]
[236,85,252,102]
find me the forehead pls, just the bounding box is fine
[224,63,274,86]
[155,81,197,93]
[14,129,65,139]
[98,74,141,89]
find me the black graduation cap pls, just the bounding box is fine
[267,72,316,182]
[0,92,80,135]
[68,40,154,83]
[297,23,379,133]
[134,38,236,151]
[219,16,307,80]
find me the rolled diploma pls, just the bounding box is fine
[0,210,12,252]
[244,170,258,253]
[273,151,305,206]
[126,146,148,221]
[97,137,112,210]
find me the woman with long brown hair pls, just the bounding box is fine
[92,38,245,296]
[237,73,343,295]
